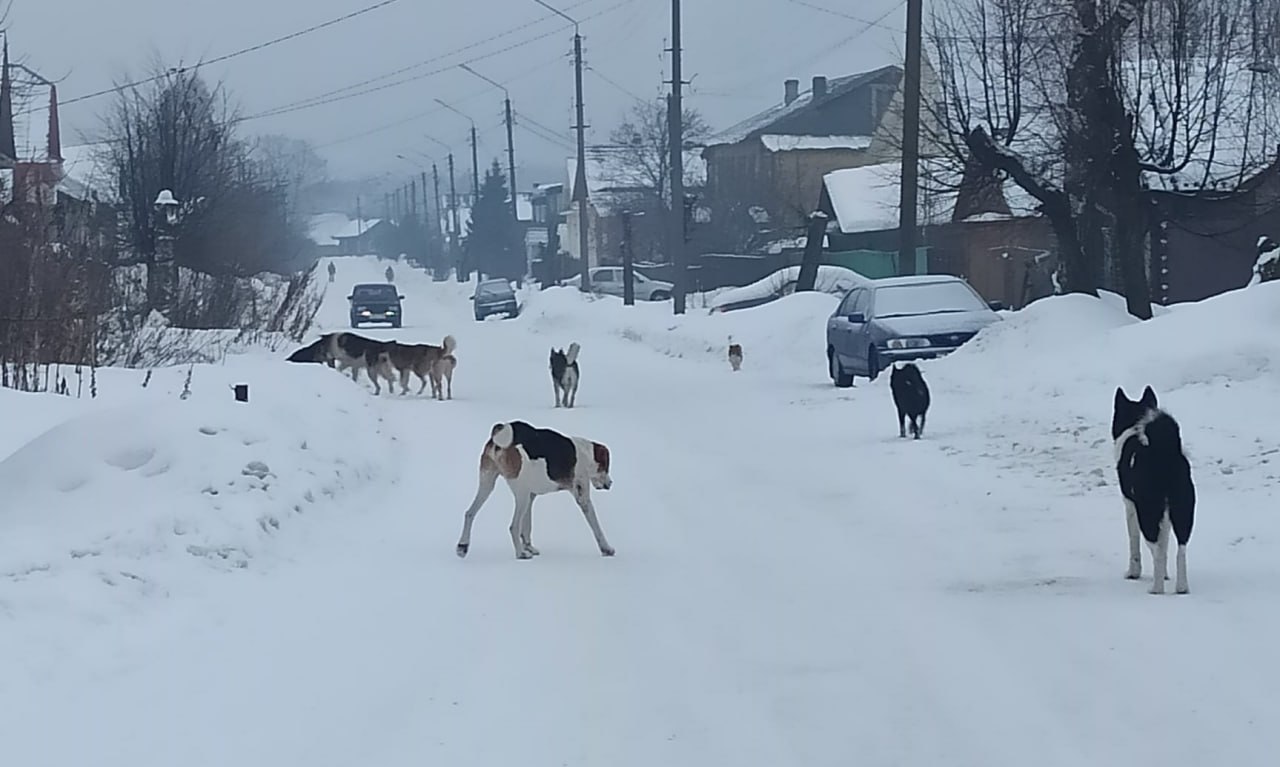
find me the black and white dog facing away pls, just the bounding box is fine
[889,361,931,439]
[285,332,396,394]
[550,342,581,408]
[1112,386,1196,595]
[455,421,614,560]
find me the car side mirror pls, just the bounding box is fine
[847,312,865,324]
[346,295,354,300]
[468,295,475,300]
[398,295,405,300]
[988,300,1006,311]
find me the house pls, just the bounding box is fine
[1149,150,1280,304]
[561,145,706,268]
[819,158,1056,309]
[702,64,937,249]
[330,217,396,257]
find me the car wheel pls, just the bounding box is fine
[392,318,402,329]
[829,348,854,388]
[867,347,882,381]
[650,290,670,301]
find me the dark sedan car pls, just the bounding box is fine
[473,279,520,320]
[826,275,1002,387]
[349,283,404,328]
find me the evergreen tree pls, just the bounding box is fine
[465,160,521,280]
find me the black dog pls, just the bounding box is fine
[889,362,930,439]
[1112,386,1196,595]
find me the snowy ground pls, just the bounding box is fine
[3,255,1279,766]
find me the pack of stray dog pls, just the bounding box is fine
[287,331,457,399]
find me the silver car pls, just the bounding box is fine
[826,274,1002,387]
[578,267,674,301]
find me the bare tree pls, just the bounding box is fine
[928,0,1279,318]
[606,98,711,204]
[250,134,328,213]
[101,65,312,319]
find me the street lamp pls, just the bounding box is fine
[460,63,519,225]
[529,0,591,293]
[434,97,480,206]
[152,189,182,314]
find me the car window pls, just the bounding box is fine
[595,269,617,283]
[353,285,397,299]
[837,289,861,316]
[872,280,986,318]
[477,281,512,298]
[853,289,872,316]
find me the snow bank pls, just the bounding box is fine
[707,264,867,311]
[523,285,839,370]
[0,358,389,620]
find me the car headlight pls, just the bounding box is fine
[360,310,372,316]
[886,337,930,350]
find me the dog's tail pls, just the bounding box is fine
[442,334,458,355]
[566,341,581,365]
[491,422,515,449]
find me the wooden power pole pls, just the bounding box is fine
[897,0,924,276]
[668,0,687,314]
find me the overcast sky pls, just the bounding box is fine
[8,0,906,188]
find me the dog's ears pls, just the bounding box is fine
[1140,386,1158,407]
[1114,387,1129,407]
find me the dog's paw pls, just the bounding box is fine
[526,544,541,556]
[600,546,616,557]
[456,543,470,558]
[516,550,535,560]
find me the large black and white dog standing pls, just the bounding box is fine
[889,361,931,439]
[550,342,581,408]
[1112,386,1196,595]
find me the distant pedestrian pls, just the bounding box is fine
[385,265,395,283]
[328,262,336,283]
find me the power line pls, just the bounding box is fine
[242,0,628,122]
[786,0,904,32]
[53,0,405,109]
[588,66,651,104]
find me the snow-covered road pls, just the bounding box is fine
[4,257,1279,766]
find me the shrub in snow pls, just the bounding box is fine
[1250,235,1279,286]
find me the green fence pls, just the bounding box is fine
[825,247,930,279]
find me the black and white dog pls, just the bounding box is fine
[1112,386,1196,595]
[550,342,581,408]
[889,361,931,439]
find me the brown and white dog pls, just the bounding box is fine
[382,335,458,397]
[286,332,397,394]
[550,342,581,408]
[727,336,743,372]
[430,352,457,401]
[455,420,614,560]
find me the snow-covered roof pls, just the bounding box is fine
[710,65,903,147]
[307,213,353,246]
[58,143,112,195]
[823,159,1041,234]
[330,218,384,241]
[760,135,873,153]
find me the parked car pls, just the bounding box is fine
[826,274,1002,387]
[349,282,404,328]
[472,278,520,320]
[709,265,869,314]
[566,267,674,301]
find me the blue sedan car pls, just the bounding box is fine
[826,274,1002,387]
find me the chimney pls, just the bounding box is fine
[0,39,15,162]
[812,76,828,101]
[47,84,63,163]
[784,78,800,106]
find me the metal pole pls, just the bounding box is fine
[573,30,591,292]
[897,0,923,276]
[470,124,480,205]
[432,164,443,275]
[668,0,686,314]
[622,210,636,306]
[505,96,518,222]
[449,153,461,280]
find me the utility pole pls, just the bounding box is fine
[572,30,591,292]
[897,0,924,276]
[432,164,443,277]
[505,97,518,221]
[448,152,462,281]
[458,63,519,224]
[531,0,591,292]
[470,124,480,205]
[621,209,637,306]
[668,0,687,314]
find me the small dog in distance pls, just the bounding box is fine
[889,361,931,439]
[550,342,581,408]
[1112,386,1196,595]
[728,336,743,372]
